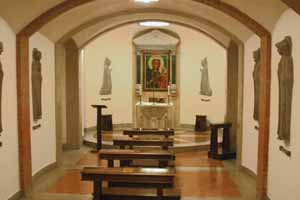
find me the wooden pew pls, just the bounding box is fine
[113,137,174,150]
[99,149,175,168]
[81,167,180,200]
[123,129,175,138]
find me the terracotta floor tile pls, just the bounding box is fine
[48,151,240,198]
[176,170,240,197]
[76,152,107,166]
[48,169,240,198]
[47,169,92,194]
[176,151,223,167]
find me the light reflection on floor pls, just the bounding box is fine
[48,150,241,198]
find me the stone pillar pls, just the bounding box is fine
[64,39,82,149]
[225,40,240,152]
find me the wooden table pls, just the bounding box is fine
[99,149,174,168]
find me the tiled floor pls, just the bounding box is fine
[25,134,256,200]
[40,148,256,200]
[84,129,216,149]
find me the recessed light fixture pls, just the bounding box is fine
[139,21,170,27]
[134,0,159,3]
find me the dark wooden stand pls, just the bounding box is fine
[101,114,113,131]
[208,123,236,160]
[195,115,208,132]
[92,105,107,152]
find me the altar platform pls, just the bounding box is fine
[83,127,222,152]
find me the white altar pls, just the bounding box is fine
[135,101,174,129]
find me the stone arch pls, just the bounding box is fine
[16,1,271,199]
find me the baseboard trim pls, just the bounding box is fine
[84,124,133,133]
[85,124,197,131]
[84,126,96,133]
[257,195,271,200]
[239,165,257,179]
[32,162,58,184]
[113,123,133,130]
[63,143,81,150]
[8,190,24,200]
[179,124,194,130]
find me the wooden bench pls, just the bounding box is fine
[81,167,180,200]
[101,187,181,200]
[113,137,174,150]
[123,129,175,138]
[99,149,175,168]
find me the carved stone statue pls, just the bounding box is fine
[276,36,294,142]
[99,57,112,95]
[200,57,212,96]
[31,48,43,122]
[253,48,261,121]
[0,42,3,133]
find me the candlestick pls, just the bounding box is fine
[139,85,142,96]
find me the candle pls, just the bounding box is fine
[139,85,142,96]
[168,85,171,96]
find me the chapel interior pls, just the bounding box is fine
[0,1,299,200]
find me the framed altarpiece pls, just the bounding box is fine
[132,29,180,128]
[133,29,179,93]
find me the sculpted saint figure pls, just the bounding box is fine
[0,42,4,133]
[99,57,112,95]
[32,48,43,121]
[276,36,294,142]
[253,48,261,121]
[200,57,212,96]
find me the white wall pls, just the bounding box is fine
[178,28,227,124]
[29,32,56,175]
[241,9,300,200]
[0,17,20,200]
[267,9,300,200]
[82,24,227,128]
[242,34,260,174]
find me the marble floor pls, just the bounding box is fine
[24,145,257,200]
[84,129,222,151]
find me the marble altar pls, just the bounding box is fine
[135,101,174,129]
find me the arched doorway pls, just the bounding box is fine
[15,1,271,199]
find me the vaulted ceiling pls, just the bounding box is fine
[0,0,288,43]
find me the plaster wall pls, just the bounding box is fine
[82,24,227,128]
[0,17,20,200]
[267,9,300,200]
[242,34,260,174]
[29,32,56,175]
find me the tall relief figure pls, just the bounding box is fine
[99,57,112,95]
[276,36,294,143]
[200,57,213,96]
[253,48,261,122]
[31,48,43,122]
[0,42,4,133]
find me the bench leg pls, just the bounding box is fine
[157,187,163,200]
[108,159,114,167]
[159,160,168,168]
[93,180,102,200]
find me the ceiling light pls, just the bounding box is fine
[134,0,159,3]
[139,21,170,27]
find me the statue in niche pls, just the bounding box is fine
[99,57,112,95]
[200,57,212,96]
[31,48,43,122]
[0,42,4,133]
[253,48,261,122]
[276,36,294,143]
